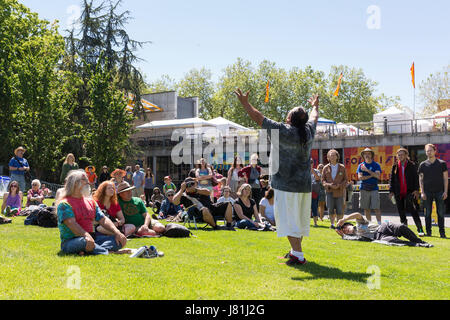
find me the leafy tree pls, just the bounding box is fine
[0,0,72,179]
[84,56,135,171]
[176,68,216,119]
[419,65,450,116]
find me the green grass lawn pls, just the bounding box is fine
[0,198,449,300]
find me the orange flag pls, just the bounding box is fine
[265,80,270,103]
[410,62,415,88]
[333,73,343,96]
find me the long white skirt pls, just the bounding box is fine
[274,189,311,238]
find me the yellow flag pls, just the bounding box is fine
[333,73,343,96]
[410,62,415,88]
[265,80,270,103]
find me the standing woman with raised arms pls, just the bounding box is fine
[235,89,319,265]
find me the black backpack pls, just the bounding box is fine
[37,206,57,228]
[163,223,192,238]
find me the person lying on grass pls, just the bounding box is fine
[117,181,166,237]
[172,177,235,230]
[56,170,127,256]
[335,212,433,247]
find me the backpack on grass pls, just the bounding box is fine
[163,223,192,238]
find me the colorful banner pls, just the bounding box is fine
[344,146,400,182]
[435,143,450,169]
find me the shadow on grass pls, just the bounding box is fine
[290,261,369,283]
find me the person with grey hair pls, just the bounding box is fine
[56,170,127,255]
[26,179,44,207]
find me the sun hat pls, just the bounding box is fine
[396,147,409,155]
[360,148,375,158]
[85,166,96,173]
[111,168,126,177]
[14,146,26,155]
[117,181,135,194]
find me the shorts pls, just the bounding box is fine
[326,193,344,216]
[359,189,380,210]
[274,189,311,238]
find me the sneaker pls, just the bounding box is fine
[10,208,19,216]
[418,232,425,237]
[440,234,447,239]
[143,245,164,258]
[417,242,434,248]
[330,225,336,229]
[285,254,307,266]
[226,224,236,231]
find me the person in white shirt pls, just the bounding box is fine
[259,187,275,226]
[216,186,235,205]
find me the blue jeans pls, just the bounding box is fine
[311,198,319,217]
[235,219,258,230]
[423,191,446,236]
[10,173,26,193]
[61,234,122,255]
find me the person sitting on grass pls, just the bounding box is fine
[172,177,235,230]
[41,183,52,198]
[117,182,165,237]
[335,212,433,247]
[1,181,22,216]
[26,179,45,207]
[151,187,164,214]
[259,187,276,226]
[56,170,127,256]
[158,189,183,221]
[216,186,235,205]
[93,181,132,237]
[233,183,265,230]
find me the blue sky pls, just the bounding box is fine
[21,0,450,113]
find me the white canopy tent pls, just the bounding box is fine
[207,117,251,133]
[373,106,414,134]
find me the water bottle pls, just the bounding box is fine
[130,246,147,258]
[390,195,396,205]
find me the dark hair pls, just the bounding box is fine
[145,167,153,178]
[265,187,274,200]
[232,156,243,169]
[8,181,20,194]
[289,107,309,144]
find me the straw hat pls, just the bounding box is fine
[396,147,409,155]
[360,148,375,158]
[117,181,135,194]
[14,146,26,155]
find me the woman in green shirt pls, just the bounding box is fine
[60,153,79,184]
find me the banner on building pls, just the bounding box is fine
[344,146,400,182]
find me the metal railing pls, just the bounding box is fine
[315,116,448,140]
